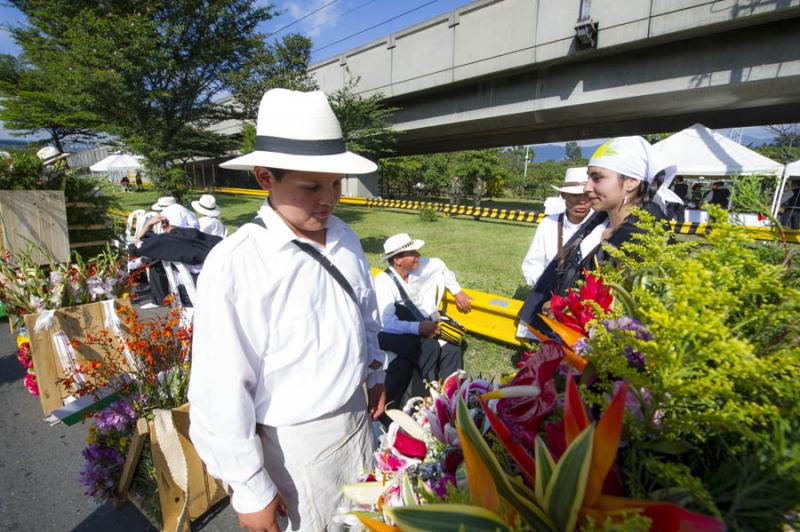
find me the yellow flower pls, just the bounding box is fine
[16,334,30,348]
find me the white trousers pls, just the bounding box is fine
[257,386,374,531]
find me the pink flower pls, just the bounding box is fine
[24,372,39,396]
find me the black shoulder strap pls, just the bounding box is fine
[251,216,359,307]
[384,268,428,321]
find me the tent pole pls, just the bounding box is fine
[771,167,789,218]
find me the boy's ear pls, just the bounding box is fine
[254,167,273,191]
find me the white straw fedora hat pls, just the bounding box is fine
[151,196,177,212]
[219,89,377,174]
[551,167,589,195]
[381,233,425,263]
[191,194,221,217]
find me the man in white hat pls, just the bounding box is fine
[188,89,385,531]
[191,194,227,238]
[151,195,177,212]
[521,167,592,288]
[373,233,472,423]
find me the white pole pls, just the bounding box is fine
[523,145,530,178]
[771,166,788,218]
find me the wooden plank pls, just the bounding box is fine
[69,240,109,249]
[118,418,150,498]
[0,190,69,263]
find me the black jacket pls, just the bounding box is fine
[518,203,666,329]
[130,227,222,265]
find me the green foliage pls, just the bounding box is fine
[228,33,316,119]
[9,0,275,167]
[0,54,100,150]
[328,75,399,161]
[582,513,652,532]
[753,143,800,165]
[419,206,438,223]
[583,208,800,529]
[146,165,190,202]
[505,160,579,200]
[453,149,506,198]
[564,141,584,162]
[0,149,43,189]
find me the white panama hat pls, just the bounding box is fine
[151,196,177,212]
[551,167,589,195]
[381,233,425,263]
[36,146,69,165]
[219,88,377,175]
[191,194,221,217]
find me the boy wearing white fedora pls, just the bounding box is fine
[192,194,227,238]
[188,89,385,532]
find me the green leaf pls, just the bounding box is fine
[387,504,511,532]
[456,398,557,531]
[535,435,555,503]
[545,425,594,532]
[639,439,692,455]
[402,473,419,506]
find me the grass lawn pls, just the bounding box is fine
[115,190,535,378]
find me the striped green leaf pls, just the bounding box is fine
[456,398,558,531]
[387,504,511,532]
[402,473,419,506]
[535,435,555,504]
[545,425,595,532]
[341,481,384,506]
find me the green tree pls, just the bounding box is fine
[0,54,101,152]
[9,0,275,171]
[228,33,317,119]
[643,132,673,144]
[453,149,506,197]
[753,144,800,165]
[564,141,584,162]
[499,146,533,198]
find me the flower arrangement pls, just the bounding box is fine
[343,207,799,530]
[0,244,130,396]
[58,299,191,524]
[0,244,129,329]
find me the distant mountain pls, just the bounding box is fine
[0,138,37,150]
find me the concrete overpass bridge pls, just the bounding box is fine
[309,0,800,155]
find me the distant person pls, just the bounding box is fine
[704,181,731,209]
[669,176,689,222]
[472,176,487,215]
[780,180,800,229]
[135,171,144,191]
[120,175,131,192]
[447,175,462,210]
[522,169,592,287]
[192,194,227,238]
[688,183,704,209]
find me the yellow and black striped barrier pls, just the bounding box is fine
[138,187,800,244]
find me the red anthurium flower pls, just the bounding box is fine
[389,424,427,459]
[495,341,563,448]
[550,271,613,335]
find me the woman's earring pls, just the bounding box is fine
[623,192,629,205]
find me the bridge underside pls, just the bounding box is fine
[384,18,800,155]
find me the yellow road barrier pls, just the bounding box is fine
[211,188,800,244]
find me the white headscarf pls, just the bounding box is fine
[589,136,683,212]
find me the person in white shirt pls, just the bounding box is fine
[373,233,472,423]
[521,167,592,288]
[187,89,386,532]
[191,194,227,238]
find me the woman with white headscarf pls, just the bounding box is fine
[518,136,681,330]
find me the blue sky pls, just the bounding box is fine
[0,0,777,148]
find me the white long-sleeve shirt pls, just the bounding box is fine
[188,203,385,514]
[521,213,590,287]
[373,257,462,335]
[198,216,227,238]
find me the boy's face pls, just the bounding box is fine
[255,167,343,234]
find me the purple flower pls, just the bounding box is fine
[603,317,652,370]
[95,399,135,432]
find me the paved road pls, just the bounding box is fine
[0,311,240,531]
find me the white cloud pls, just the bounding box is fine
[281,0,344,38]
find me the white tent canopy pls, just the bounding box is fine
[89,153,145,185]
[654,123,784,176]
[89,153,144,173]
[786,159,800,177]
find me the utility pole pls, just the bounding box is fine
[523,145,530,178]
